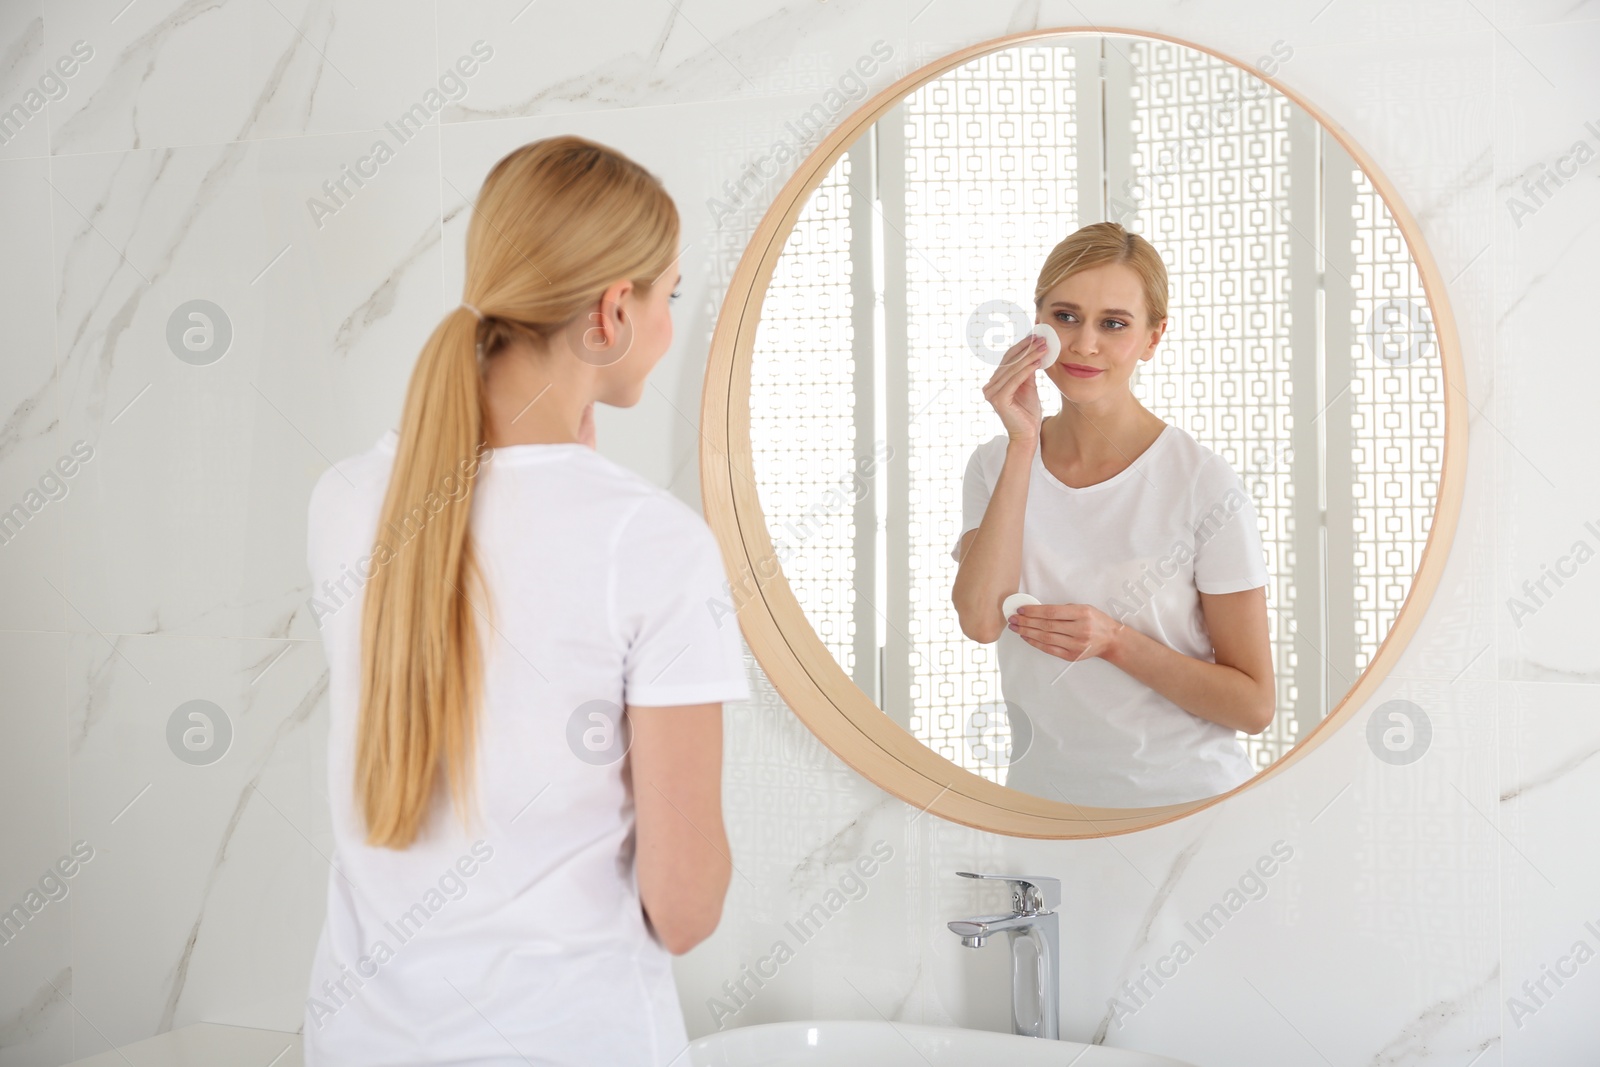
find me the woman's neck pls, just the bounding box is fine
[1040,399,1166,470]
[480,341,594,447]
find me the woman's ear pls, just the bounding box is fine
[1146,317,1168,353]
[598,278,634,341]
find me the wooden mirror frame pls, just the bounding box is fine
[699,27,1468,838]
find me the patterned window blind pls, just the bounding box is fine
[749,157,860,677]
[1343,166,1443,672]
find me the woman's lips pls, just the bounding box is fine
[1061,363,1103,378]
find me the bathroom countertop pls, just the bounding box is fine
[61,1023,302,1067]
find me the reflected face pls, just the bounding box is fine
[1035,263,1165,400]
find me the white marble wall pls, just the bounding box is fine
[1,0,1595,1064]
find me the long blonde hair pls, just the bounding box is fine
[1033,221,1169,324]
[356,135,680,849]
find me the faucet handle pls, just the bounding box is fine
[955,871,1061,913]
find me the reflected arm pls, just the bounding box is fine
[1101,585,1276,734]
[951,439,1036,644]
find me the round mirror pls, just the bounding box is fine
[702,28,1466,836]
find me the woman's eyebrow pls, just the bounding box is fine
[1048,300,1135,317]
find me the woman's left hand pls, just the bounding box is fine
[1008,603,1125,663]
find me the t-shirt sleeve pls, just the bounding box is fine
[1191,454,1270,595]
[610,492,751,707]
[951,443,993,562]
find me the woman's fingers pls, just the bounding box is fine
[984,339,1043,399]
[991,333,1043,378]
[980,333,1045,439]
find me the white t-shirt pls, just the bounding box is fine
[302,428,749,1067]
[952,424,1269,807]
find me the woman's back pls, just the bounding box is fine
[301,428,749,1065]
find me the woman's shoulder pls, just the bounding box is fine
[1150,424,1254,519]
[567,455,717,551]
[1152,422,1240,479]
[309,430,401,516]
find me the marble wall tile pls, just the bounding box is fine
[43,0,435,157]
[1493,16,1600,686]
[0,3,49,162]
[0,632,73,1067]
[1499,680,1600,1060]
[61,631,328,1056]
[50,126,445,641]
[434,0,916,121]
[0,154,69,634]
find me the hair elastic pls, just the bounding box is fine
[461,302,485,321]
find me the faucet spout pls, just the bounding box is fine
[948,913,1041,936]
[947,873,1061,1041]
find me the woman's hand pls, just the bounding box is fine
[983,334,1045,443]
[1008,602,1126,663]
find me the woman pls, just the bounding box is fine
[950,222,1274,809]
[302,136,748,1065]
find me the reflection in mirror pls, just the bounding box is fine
[748,34,1443,805]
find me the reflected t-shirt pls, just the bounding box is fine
[302,429,750,1066]
[952,425,1268,807]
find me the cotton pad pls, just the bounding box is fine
[1002,592,1041,621]
[1030,323,1061,369]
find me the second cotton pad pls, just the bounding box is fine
[1002,592,1040,621]
[1030,323,1060,369]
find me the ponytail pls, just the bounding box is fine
[354,136,680,848]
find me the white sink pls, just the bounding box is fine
[685,1020,1196,1066]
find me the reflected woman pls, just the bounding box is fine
[951,222,1274,808]
[302,137,748,1064]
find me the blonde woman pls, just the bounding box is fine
[951,222,1274,808]
[302,136,748,1065]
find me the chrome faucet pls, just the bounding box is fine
[947,871,1060,1040]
